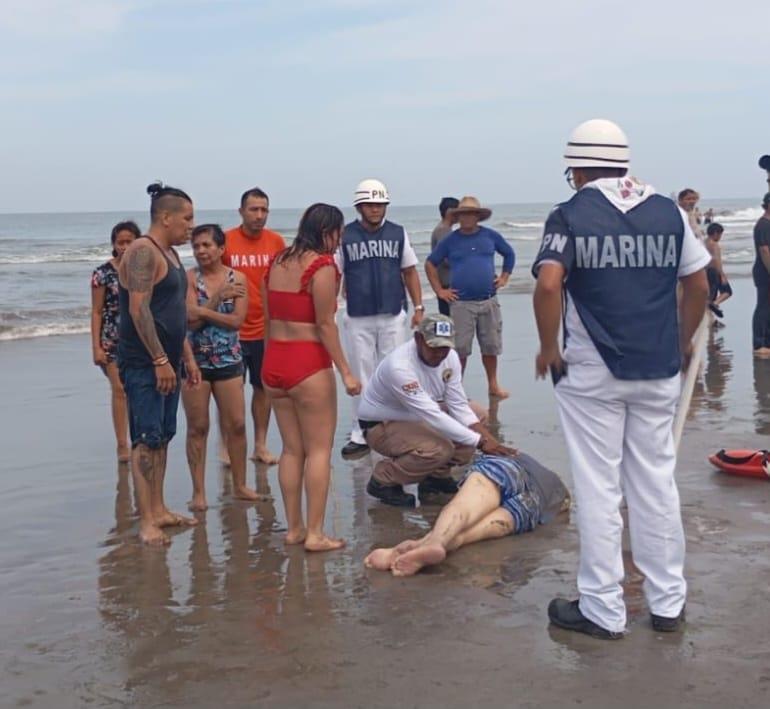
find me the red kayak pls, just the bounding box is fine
[708,449,770,480]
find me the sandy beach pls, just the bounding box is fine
[1,288,769,708]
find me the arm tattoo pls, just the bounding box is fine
[126,245,156,293]
[136,299,164,358]
[127,245,164,357]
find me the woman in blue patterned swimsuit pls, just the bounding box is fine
[182,224,265,510]
[90,220,140,462]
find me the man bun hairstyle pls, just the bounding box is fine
[192,223,226,247]
[110,220,141,257]
[147,181,192,220]
[240,187,269,207]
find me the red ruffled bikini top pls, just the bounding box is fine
[266,253,339,323]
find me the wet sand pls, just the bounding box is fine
[1,287,769,708]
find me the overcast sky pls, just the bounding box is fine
[1,0,768,213]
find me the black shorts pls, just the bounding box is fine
[240,339,265,388]
[707,268,732,300]
[200,362,244,383]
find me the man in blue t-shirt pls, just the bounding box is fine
[426,196,515,398]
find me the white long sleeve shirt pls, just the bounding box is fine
[358,340,481,447]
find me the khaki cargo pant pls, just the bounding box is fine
[365,421,476,486]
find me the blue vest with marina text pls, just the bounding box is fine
[342,220,405,317]
[559,189,685,380]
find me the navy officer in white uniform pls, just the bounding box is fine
[533,119,710,639]
[338,178,425,459]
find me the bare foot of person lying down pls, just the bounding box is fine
[304,533,345,552]
[391,544,447,577]
[364,539,422,571]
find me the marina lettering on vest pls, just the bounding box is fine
[229,253,272,268]
[542,232,678,269]
[345,239,400,262]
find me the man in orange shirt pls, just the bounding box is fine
[224,187,286,464]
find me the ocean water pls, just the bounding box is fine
[0,198,761,342]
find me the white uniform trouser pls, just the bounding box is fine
[342,310,408,444]
[554,362,686,633]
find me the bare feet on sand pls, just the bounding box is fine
[489,387,510,400]
[391,543,446,576]
[233,486,272,503]
[117,445,130,463]
[285,527,307,545]
[250,447,279,465]
[139,522,169,546]
[187,495,209,512]
[364,539,423,571]
[154,509,199,528]
[304,533,345,552]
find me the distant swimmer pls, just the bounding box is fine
[338,179,425,459]
[751,193,770,357]
[182,224,266,511]
[262,204,361,551]
[118,183,201,545]
[223,188,286,464]
[534,119,709,639]
[359,313,515,507]
[704,223,732,319]
[430,197,459,316]
[364,454,570,576]
[426,196,514,398]
[91,220,139,462]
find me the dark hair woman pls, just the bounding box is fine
[181,224,266,510]
[261,203,361,551]
[90,220,141,462]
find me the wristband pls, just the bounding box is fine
[152,354,169,367]
[414,304,425,312]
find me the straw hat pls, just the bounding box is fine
[447,195,492,221]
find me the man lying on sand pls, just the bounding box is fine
[364,453,570,576]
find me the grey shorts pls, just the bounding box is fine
[450,297,502,357]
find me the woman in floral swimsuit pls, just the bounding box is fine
[91,220,140,462]
[182,224,265,511]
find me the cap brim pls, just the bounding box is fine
[424,337,455,349]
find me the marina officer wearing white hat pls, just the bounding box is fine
[532,119,710,639]
[338,179,425,459]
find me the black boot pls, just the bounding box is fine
[418,475,459,496]
[651,606,685,633]
[366,477,416,507]
[341,440,369,459]
[548,598,623,640]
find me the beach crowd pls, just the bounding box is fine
[89,118,770,640]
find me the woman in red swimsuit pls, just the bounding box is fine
[262,203,361,552]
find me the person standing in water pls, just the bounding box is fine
[223,188,286,464]
[262,203,361,551]
[182,224,265,511]
[118,182,201,545]
[752,193,770,357]
[91,220,140,462]
[704,223,732,320]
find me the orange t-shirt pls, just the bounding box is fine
[223,226,286,340]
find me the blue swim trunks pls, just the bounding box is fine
[460,454,569,533]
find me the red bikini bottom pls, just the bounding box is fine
[261,339,332,390]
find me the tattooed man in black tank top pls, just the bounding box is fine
[118,182,201,545]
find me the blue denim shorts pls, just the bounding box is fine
[460,455,543,533]
[120,365,181,449]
